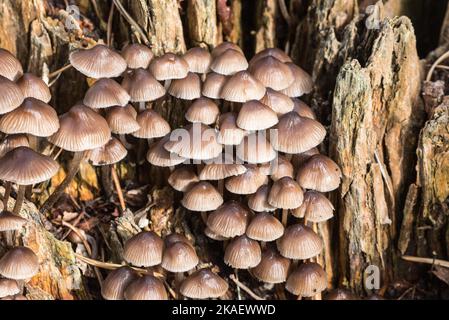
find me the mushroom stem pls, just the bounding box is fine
[48,63,73,78]
[40,151,86,214]
[200,211,207,224]
[111,164,126,211]
[12,185,25,215]
[234,269,241,300]
[2,181,11,210]
[218,179,224,195]
[281,208,288,226]
[100,165,113,199]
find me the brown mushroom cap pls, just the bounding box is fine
[217,112,247,146]
[183,47,212,74]
[185,97,220,125]
[292,190,334,222]
[259,88,295,115]
[0,97,59,137]
[0,211,27,232]
[121,68,166,102]
[225,165,268,195]
[277,224,323,260]
[269,156,294,181]
[249,48,292,65]
[123,231,164,267]
[236,133,277,164]
[291,147,320,168]
[16,73,51,103]
[164,233,192,246]
[168,72,202,100]
[296,154,342,192]
[206,201,251,238]
[249,56,294,90]
[268,176,304,209]
[0,147,59,185]
[105,105,140,134]
[180,268,229,299]
[101,266,138,300]
[124,275,168,300]
[0,75,24,115]
[0,246,39,280]
[69,44,127,78]
[236,100,278,131]
[89,137,127,166]
[246,212,284,242]
[199,155,247,180]
[168,166,199,192]
[49,104,111,152]
[204,227,228,241]
[121,43,154,69]
[0,278,21,298]
[251,248,290,284]
[132,109,171,139]
[161,240,199,273]
[164,123,222,160]
[146,135,186,167]
[149,53,189,80]
[210,49,248,75]
[280,63,313,97]
[0,48,23,81]
[224,235,262,269]
[293,98,316,119]
[271,112,326,154]
[181,181,223,212]
[248,184,276,212]
[211,42,243,58]
[220,71,266,103]
[83,78,130,109]
[0,134,29,157]
[202,72,228,99]
[285,262,327,297]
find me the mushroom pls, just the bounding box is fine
[249,48,292,65]
[211,42,243,58]
[202,72,228,100]
[0,75,24,115]
[149,53,189,81]
[124,275,167,300]
[269,156,294,181]
[276,224,323,260]
[248,184,276,212]
[220,71,266,103]
[16,73,51,103]
[185,97,220,125]
[0,246,39,280]
[246,212,284,242]
[180,268,229,299]
[40,104,111,214]
[285,262,327,299]
[280,62,313,97]
[292,98,316,119]
[69,44,127,79]
[206,201,250,238]
[236,133,276,165]
[181,181,223,223]
[101,266,138,300]
[0,48,23,81]
[236,100,278,131]
[251,247,290,284]
[324,288,359,300]
[225,165,268,195]
[121,68,166,104]
[123,231,164,267]
[296,154,342,192]
[0,147,59,216]
[217,112,247,146]
[89,137,128,211]
[182,47,212,74]
[83,78,130,109]
[210,48,248,75]
[168,72,202,100]
[260,88,294,115]
[292,190,334,223]
[0,278,21,298]
[120,43,154,69]
[168,166,199,192]
[268,176,304,226]
[248,56,294,90]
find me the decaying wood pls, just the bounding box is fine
[187,0,219,48]
[254,0,277,53]
[330,6,423,292]
[0,187,87,300]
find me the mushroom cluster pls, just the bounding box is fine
[0,49,57,299]
[0,41,342,300]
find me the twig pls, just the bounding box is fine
[48,64,73,78]
[397,286,415,300]
[90,0,108,31]
[426,50,449,81]
[229,275,265,300]
[111,164,126,211]
[278,0,291,26]
[374,148,395,210]
[73,253,164,277]
[111,0,150,45]
[402,255,449,268]
[107,2,115,47]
